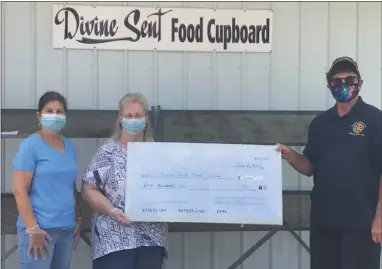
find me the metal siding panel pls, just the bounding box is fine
[271,232,302,269]
[357,2,382,109]
[35,2,65,99]
[299,2,330,191]
[300,2,330,111]
[163,233,185,269]
[241,4,272,129]
[98,51,126,110]
[184,232,213,269]
[242,231,271,269]
[212,232,242,269]
[241,51,271,110]
[216,53,242,110]
[67,50,95,109]
[71,239,92,268]
[300,231,311,269]
[4,139,21,193]
[0,2,3,110]
[328,2,358,108]
[268,4,302,267]
[128,52,156,106]
[186,53,213,109]
[215,2,243,9]
[185,2,216,9]
[157,52,184,109]
[0,2,3,259]
[3,235,19,269]
[270,2,300,110]
[71,138,98,188]
[357,3,382,266]
[282,157,300,190]
[3,2,36,109]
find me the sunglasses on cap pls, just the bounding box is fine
[329,76,360,87]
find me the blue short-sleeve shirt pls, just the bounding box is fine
[13,133,78,229]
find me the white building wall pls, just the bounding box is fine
[1,2,381,269]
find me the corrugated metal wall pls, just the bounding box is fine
[1,1,382,269]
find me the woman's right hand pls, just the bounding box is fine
[109,208,131,226]
[26,225,51,261]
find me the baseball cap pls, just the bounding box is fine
[327,56,361,80]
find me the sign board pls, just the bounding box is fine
[52,5,272,52]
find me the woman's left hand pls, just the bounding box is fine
[73,218,82,249]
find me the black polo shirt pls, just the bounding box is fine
[303,97,382,230]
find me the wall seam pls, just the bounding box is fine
[123,2,129,95]
[62,48,68,98]
[62,1,68,100]
[239,0,246,110]
[297,3,303,269]
[154,49,159,106]
[183,2,189,110]
[1,2,5,108]
[181,233,186,269]
[355,2,360,62]
[267,3,273,110]
[326,2,331,109]
[297,2,302,111]
[268,2,274,267]
[93,49,99,109]
[210,232,215,269]
[240,52,245,110]
[93,3,99,109]
[0,2,4,263]
[183,51,189,110]
[211,2,218,110]
[239,2,246,264]
[32,2,37,108]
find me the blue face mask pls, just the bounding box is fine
[40,114,66,133]
[330,84,359,103]
[121,118,146,135]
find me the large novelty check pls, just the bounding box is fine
[125,142,283,225]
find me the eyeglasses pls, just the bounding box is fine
[329,76,359,87]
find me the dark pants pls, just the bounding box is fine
[310,227,381,269]
[93,246,165,269]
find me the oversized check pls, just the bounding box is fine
[125,142,283,225]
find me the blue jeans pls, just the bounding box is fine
[17,227,74,269]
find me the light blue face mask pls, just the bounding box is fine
[121,118,146,135]
[40,114,66,133]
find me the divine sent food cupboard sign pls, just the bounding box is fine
[52,5,273,52]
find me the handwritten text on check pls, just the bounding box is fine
[125,142,283,225]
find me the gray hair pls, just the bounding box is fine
[110,92,154,142]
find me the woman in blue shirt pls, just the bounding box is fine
[12,91,82,269]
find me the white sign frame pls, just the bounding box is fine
[52,5,273,52]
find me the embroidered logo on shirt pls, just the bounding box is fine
[349,121,366,136]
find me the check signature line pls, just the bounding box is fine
[142,187,259,191]
[141,176,234,180]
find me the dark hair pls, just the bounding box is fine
[37,91,67,112]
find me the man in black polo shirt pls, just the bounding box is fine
[276,56,382,269]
